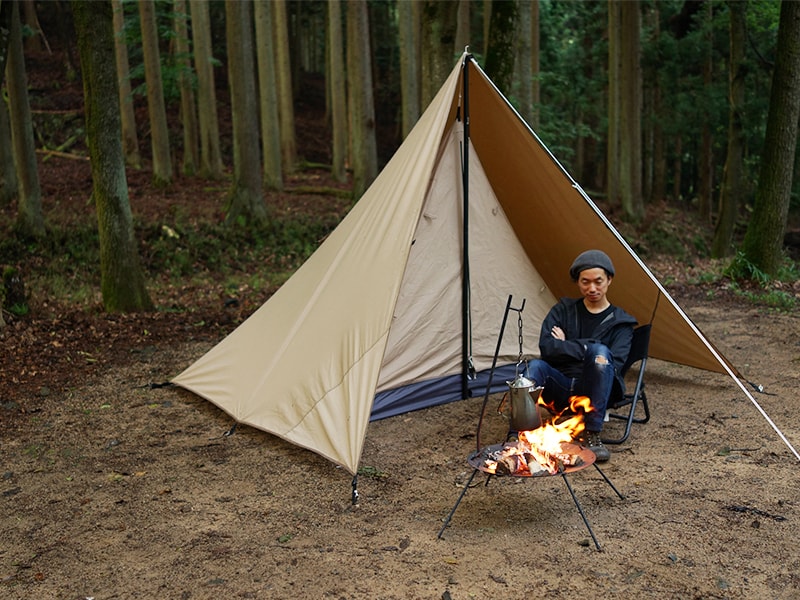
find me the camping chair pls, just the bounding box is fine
[602,324,651,445]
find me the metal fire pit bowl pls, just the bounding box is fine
[467,441,595,477]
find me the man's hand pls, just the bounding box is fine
[550,325,565,341]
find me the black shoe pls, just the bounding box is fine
[580,430,610,462]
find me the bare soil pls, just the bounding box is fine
[1,272,800,599]
[2,46,800,600]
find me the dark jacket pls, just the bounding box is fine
[538,297,637,388]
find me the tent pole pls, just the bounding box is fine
[460,54,472,400]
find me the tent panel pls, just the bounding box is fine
[174,60,467,473]
[466,60,729,375]
[377,122,556,400]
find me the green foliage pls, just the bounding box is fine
[139,208,341,286]
[724,251,771,285]
[723,252,798,310]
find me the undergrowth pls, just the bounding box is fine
[0,208,342,311]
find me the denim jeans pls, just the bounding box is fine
[525,343,614,432]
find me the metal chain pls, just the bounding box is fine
[517,308,524,366]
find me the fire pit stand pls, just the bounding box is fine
[437,295,625,550]
[436,449,624,551]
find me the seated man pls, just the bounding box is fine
[525,250,636,462]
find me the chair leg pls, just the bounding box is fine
[602,390,647,445]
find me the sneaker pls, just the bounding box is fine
[580,430,610,462]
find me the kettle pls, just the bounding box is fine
[507,374,543,432]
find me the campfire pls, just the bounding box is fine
[484,395,594,476]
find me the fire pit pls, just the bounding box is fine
[437,295,624,550]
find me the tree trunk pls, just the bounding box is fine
[174,0,199,176]
[254,0,283,191]
[397,0,420,139]
[712,0,746,258]
[515,0,533,126]
[22,0,45,53]
[346,0,378,198]
[484,0,517,97]
[225,0,266,226]
[618,0,643,221]
[189,0,223,179]
[741,0,800,276]
[697,0,713,222]
[0,2,13,85]
[327,0,347,182]
[139,0,173,186]
[73,0,153,312]
[111,0,141,169]
[0,97,18,205]
[607,0,622,209]
[455,1,469,55]
[273,0,297,175]
[420,1,458,108]
[7,0,44,238]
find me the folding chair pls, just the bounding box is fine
[602,324,651,444]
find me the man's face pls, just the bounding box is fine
[577,267,612,307]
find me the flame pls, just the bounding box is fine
[485,395,592,475]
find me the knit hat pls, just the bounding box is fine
[569,250,615,281]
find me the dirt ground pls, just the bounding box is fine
[1,264,799,600]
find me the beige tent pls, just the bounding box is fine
[174,54,797,475]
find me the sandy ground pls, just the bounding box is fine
[1,295,799,600]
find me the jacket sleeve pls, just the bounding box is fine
[538,302,587,363]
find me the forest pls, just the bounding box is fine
[0,0,798,318]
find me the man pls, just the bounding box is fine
[525,250,636,462]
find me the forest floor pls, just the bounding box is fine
[1,46,800,600]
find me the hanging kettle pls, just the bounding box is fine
[507,374,543,432]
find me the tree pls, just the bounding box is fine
[0,1,15,87]
[712,0,746,258]
[346,0,377,198]
[273,0,297,175]
[420,1,458,108]
[174,0,199,176]
[607,0,643,221]
[327,0,347,182]
[0,95,18,205]
[484,0,517,96]
[740,0,800,277]
[225,0,266,226]
[254,0,283,191]
[514,0,534,127]
[188,0,223,179]
[111,0,141,169]
[139,0,173,185]
[73,0,154,312]
[397,0,420,139]
[7,0,44,238]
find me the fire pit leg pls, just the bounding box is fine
[437,468,480,539]
[592,464,625,499]
[560,472,602,551]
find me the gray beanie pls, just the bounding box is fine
[569,250,615,281]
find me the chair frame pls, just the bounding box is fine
[602,324,651,444]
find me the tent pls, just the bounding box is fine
[173,54,798,475]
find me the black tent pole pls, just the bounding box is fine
[460,54,472,400]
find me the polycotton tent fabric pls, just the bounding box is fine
[173,54,793,475]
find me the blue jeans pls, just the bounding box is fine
[525,343,615,432]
